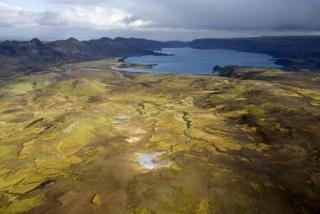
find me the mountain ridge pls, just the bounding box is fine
[1,36,320,76]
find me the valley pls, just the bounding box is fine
[0,59,319,213]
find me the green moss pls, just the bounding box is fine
[91,194,102,206]
[196,198,210,214]
[0,194,46,214]
[43,79,107,97]
[133,208,152,214]
[0,59,319,213]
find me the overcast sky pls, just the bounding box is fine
[1,0,320,41]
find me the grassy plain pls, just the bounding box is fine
[0,59,320,213]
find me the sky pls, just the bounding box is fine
[1,0,320,41]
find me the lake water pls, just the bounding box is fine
[120,48,280,74]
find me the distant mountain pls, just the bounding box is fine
[0,37,187,75]
[190,36,320,69]
[0,38,61,59]
[1,36,320,76]
[47,37,171,60]
[0,38,63,76]
[46,37,91,61]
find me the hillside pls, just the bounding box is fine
[0,59,319,213]
[0,37,181,76]
[1,36,320,77]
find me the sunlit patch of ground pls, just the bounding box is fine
[0,59,319,213]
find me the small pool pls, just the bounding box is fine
[137,152,165,170]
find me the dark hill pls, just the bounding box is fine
[1,36,320,76]
[0,37,186,75]
[190,36,320,69]
[0,38,61,59]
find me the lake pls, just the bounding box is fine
[119,48,280,74]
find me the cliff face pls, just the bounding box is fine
[0,38,61,59]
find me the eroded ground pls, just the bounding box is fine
[0,59,320,213]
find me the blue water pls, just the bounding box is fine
[137,152,164,170]
[120,48,280,74]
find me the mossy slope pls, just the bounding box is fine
[0,59,319,213]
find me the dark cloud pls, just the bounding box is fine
[1,0,320,40]
[117,0,320,31]
[47,0,107,4]
[47,0,320,31]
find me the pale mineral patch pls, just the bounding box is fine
[63,121,79,133]
[126,137,142,144]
